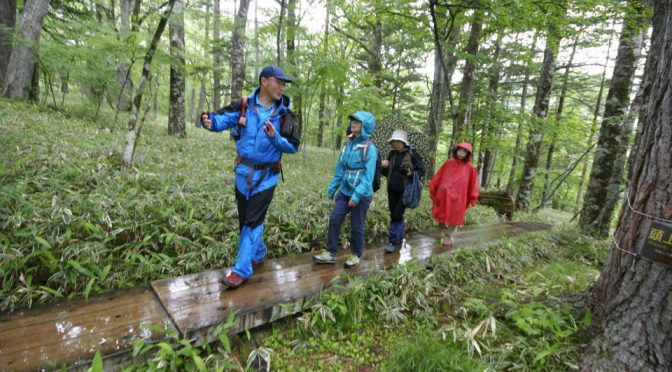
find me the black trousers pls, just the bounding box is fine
[388,188,406,223]
[235,186,276,230]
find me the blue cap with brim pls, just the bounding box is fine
[259,66,292,83]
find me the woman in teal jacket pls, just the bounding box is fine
[314,111,377,268]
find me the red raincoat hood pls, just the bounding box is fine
[452,142,473,160]
[455,142,473,153]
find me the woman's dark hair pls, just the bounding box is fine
[451,145,471,160]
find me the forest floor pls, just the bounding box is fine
[0,99,609,370]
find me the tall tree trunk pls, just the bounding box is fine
[254,0,259,78]
[576,26,615,211]
[371,15,383,89]
[480,29,503,189]
[168,0,185,136]
[213,0,222,108]
[188,82,195,124]
[334,80,344,150]
[506,32,539,194]
[515,5,565,211]
[425,47,450,178]
[0,0,17,87]
[2,0,49,100]
[540,32,580,207]
[229,0,250,99]
[124,0,176,167]
[582,2,671,369]
[29,60,39,103]
[598,28,647,230]
[116,0,133,112]
[427,4,461,178]
[317,7,330,148]
[286,0,302,136]
[276,0,286,65]
[453,4,483,145]
[579,0,647,237]
[195,0,210,126]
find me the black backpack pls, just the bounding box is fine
[223,97,301,148]
[360,140,382,192]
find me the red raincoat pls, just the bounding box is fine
[429,142,479,226]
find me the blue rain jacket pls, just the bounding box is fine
[205,87,298,196]
[327,111,377,204]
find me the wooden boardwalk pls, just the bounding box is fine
[0,222,550,371]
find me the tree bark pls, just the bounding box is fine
[506,32,538,194]
[515,4,565,211]
[124,0,176,167]
[371,15,383,89]
[195,0,210,127]
[168,0,185,136]
[213,0,222,108]
[480,29,503,189]
[3,0,50,100]
[576,26,615,212]
[540,32,580,207]
[453,4,483,145]
[276,0,286,65]
[427,4,461,179]
[254,0,259,78]
[317,7,330,148]
[579,0,648,238]
[286,0,302,136]
[116,0,133,112]
[582,2,672,369]
[0,0,16,87]
[334,80,344,150]
[229,0,250,100]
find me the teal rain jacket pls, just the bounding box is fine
[327,111,377,204]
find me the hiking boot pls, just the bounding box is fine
[344,254,360,268]
[252,260,263,269]
[313,250,336,264]
[384,243,397,254]
[222,272,245,289]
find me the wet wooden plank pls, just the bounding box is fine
[0,287,177,371]
[152,222,538,344]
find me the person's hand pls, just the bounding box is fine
[381,159,389,168]
[201,112,211,129]
[263,120,276,137]
[348,199,357,208]
[407,170,412,176]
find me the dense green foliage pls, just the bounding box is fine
[20,0,629,214]
[261,222,607,371]
[108,218,607,371]
[0,99,499,311]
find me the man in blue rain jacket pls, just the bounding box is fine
[313,111,377,268]
[201,66,299,288]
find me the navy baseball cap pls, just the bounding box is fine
[259,66,293,83]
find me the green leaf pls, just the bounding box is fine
[68,260,94,278]
[192,355,207,372]
[132,339,145,358]
[88,350,103,372]
[38,285,63,298]
[84,277,96,299]
[35,236,52,248]
[582,309,592,328]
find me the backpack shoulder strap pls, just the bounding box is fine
[360,140,372,163]
[239,97,248,125]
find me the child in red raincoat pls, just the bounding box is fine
[429,142,479,246]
